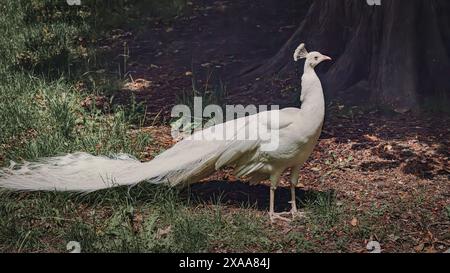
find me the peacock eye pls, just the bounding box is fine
[314,56,318,60]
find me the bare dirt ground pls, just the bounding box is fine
[105,0,449,252]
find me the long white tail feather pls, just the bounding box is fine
[0,153,149,192]
[0,140,223,192]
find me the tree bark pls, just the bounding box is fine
[245,0,450,112]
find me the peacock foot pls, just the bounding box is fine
[269,212,292,223]
[274,209,306,221]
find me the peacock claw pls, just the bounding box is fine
[269,212,292,223]
[270,209,306,223]
[278,211,292,216]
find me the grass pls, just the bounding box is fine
[0,0,161,163]
[0,185,276,252]
[0,76,152,162]
[446,206,450,220]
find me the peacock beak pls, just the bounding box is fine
[323,55,332,61]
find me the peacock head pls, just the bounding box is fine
[293,43,332,68]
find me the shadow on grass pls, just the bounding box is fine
[183,180,333,213]
[1,180,333,215]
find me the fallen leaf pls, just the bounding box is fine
[414,243,425,252]
[350,217,358,227]
[156,226,172,239]
[425,246,437,253]
[363,134,380,142]
[385,144,393,151]
[132,213,144,233]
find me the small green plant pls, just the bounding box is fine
[114,94,148,126]
[308,193,337,220]
[303,191,342,232]
[176,74,228,112]
[172,213,209,252]
[173,71,228,134]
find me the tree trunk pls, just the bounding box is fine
[244,0,450,112]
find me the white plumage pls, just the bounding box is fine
[0,43,331,222]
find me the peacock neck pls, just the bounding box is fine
[299,67,325,126]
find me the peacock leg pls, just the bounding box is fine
[289,166,306,220]
[290,167,300,214]
[269,172,291,223]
